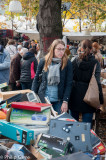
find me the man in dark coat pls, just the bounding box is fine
[9,48,28,90]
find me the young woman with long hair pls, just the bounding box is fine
[32,39,73,114]
[69,39,104,126]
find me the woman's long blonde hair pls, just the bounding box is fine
[44,39,68,71]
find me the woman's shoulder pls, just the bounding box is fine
[38,58,45,68]
[90,57,101,71]
[67,59,72,65]
[39,58,45,64]
[40,58,45,62]
[65,59,73,69]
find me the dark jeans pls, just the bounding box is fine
[70,111,93,124]
[51,101,63,114]
[21,82,32,90]
[10,83,22,91]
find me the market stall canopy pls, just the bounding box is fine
[63,32,106,41]
[15,29,106,43]
[15,30,39,41]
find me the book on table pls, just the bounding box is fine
[10,108,51,125]
[11,101,52,112]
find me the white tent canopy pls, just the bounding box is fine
[15,29,106,42]
[63,32,106,41]
[15,29,40,41]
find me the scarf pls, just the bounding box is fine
[47,58,61,85]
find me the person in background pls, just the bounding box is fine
[92,42,103,67]
[74,43,78,53]
[17,45,23,53]
[65,48,71,57]
[69,43,80,62]
[29,48,38,58]
[36,43,41,62]
[14,39,18,48]
[5,39,17,60]
[69,39,104,126]
[0,44,11,84]
[9,48,28,90]
[69,42,77,56]
[100,44,105,55]
[20,49,38,90]
[17,39,23,46]
[70,46,81,62]
[62,35,67,48]
[23,41,30,49]
[32,39,73,114]
[31,40,37,50]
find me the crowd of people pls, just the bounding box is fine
[0,37,40,90]
[0,36,105,128]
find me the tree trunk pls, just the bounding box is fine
[37,0,62,57]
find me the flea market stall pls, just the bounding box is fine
[0,29,13,46]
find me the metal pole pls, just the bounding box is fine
[11,12,13,30]
[79,18,81,32]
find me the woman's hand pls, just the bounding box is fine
[61,102,68,113]
[16,81,20,87]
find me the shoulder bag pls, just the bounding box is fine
[83,64,100,109]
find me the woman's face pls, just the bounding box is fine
[54,44,65,59]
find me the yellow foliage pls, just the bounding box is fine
[73,25,78,32]
[62,0,105,31]
[2,0,105,32]
[0,22,8,29]
[63,27,70,32]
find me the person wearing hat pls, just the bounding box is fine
[35,40,37,43]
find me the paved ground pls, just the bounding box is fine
[95,112,106,144]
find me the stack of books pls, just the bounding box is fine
[10,101,52,125]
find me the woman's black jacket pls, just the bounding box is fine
[69,54,104,113]
[32,58,73,103]
[20,52,38,82]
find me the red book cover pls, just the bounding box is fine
[90,130,101,148]
[92,142,106,155]
[11,101,51,112]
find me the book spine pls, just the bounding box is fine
[11,104,41,112]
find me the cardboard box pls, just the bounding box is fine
[0,89,31,100]
[19,125,49,140]
[102,84,106,88]
[0,120,34,145]
[28,145,44,160]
